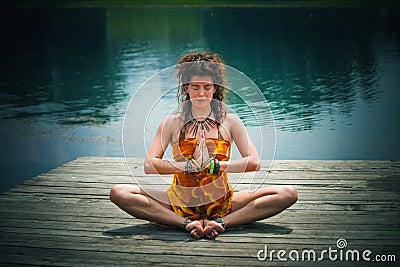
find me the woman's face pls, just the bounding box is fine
[186,76,216,109]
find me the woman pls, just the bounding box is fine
[110,51,297,239]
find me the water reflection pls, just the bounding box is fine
[0,9,128,125]
[2,8,393,130]
[203,8,387,131]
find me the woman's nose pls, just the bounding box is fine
[198,88,205,96]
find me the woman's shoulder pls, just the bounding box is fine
[164,113,184,124]
[161,114,181,127]
[161,113,185,132]
[222,113,242,125]
[162,113,185,144]
[219,113,244,140]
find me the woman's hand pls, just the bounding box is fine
[193,130,210,169]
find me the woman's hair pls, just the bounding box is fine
[175,51,227,124]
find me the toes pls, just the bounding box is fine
[191,229,200,238]
[212,221,225,232]
[186,221,204,238]
[204,221,224,239]
[185,221,199,231]
[185,220,225,239]
[204,225,216,239]
[207,230,218,239]
[206,230,219,239]
[190,229,203,239]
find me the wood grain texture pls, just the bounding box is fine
[0,157,399,266]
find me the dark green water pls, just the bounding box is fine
[1,8,399,191]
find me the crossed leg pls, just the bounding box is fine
[109,184,203,238]
[203,185,298,238]
[110,184,297,239]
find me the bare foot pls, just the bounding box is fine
[203,219,225,239]
[185,220,204,239]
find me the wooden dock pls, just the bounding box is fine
[0,157,399,266]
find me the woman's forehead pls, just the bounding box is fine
[189,76,214,84]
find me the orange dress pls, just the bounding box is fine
[166,137,233,220]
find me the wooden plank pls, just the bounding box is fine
[0,231,398,257]
[0,233,398,267]
[1,217,398,232]
[20,173,400,186]
[1,196,399,214]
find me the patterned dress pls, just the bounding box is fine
[167,136,233,220]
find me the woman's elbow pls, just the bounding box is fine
[144,159,156,174]
[253,160,261,172]
[247,158,261,172]
[254,160,261,171]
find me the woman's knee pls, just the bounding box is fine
[109,184,124,204]
[278,185,298,206]
[109,184,138,205]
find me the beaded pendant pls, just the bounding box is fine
[186,117,217,136]
[185,110,217,136]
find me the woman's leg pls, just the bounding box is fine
[228,185,298,225]
[109,184,204,238]
[204,185,298,238]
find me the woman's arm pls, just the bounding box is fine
[219,114,260,173]
[144,116,185,175]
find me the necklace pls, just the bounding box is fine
[186,110,217,136]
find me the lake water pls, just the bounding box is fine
[1,7,399,191]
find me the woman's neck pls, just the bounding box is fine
[191,107,212,120]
